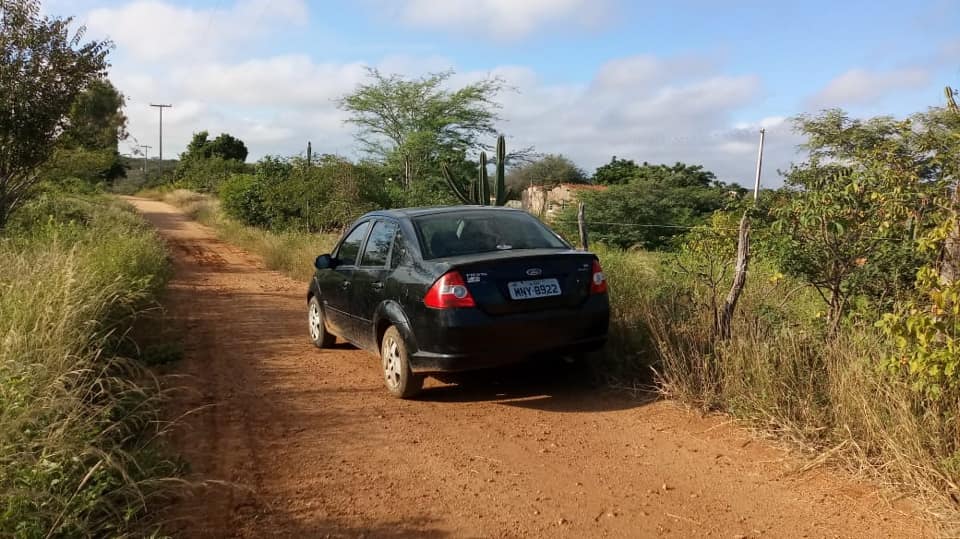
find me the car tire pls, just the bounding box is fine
[308,296,335,348]
[380,326,423,399]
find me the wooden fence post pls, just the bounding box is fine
[718,213,750,339]
[577,202,589,251]
[718,129,764,340]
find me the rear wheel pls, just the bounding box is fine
[308,296,335,348]
[381,326,423,399]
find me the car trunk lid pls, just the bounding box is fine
[446,250,597,315]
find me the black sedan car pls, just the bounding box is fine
[307,206,609,398]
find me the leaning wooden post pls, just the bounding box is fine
[577,202,589,250]
[718,214,750,339]
[718,129,764,339]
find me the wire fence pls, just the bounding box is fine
[551,218,917,243]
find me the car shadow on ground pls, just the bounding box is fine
[416,359,658,413]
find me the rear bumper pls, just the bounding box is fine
[410,336,607,373]
[407,295,609,374]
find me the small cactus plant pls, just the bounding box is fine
[442,134,509,206]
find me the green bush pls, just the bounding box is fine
[0,195,178,537]
[174,154,250,193]
[219,173,271,227]
[555,164,742,250]
[219,155,389,232]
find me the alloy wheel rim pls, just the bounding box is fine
[383,338,402,389]
[309,302,321,341]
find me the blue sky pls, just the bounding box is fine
[47,0,960,186]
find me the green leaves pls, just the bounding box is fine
[506,154,588,191]
[555,162,739,250]
[0,0,111,227]
[875,90,960,399]
[338,68,505,186]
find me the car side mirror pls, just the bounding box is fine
[314,254,334,270]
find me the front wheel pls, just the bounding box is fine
[308,296,335,348]
[381,326,423,399]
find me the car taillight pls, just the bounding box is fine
[424,271,476,309]
[590,259,607,295]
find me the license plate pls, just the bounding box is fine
[508,278,561,300]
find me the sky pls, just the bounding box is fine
[44,0,960,187]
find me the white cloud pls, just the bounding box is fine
[807,67,931,109]
[455,56,797,186]
[114,50,796,186]
[377,0,613,40]
[86,1,797,186]
[176,56,369,107]
[84,0,307,62]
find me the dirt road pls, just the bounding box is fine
[127,197,927,538]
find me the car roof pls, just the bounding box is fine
[362,205,528,220]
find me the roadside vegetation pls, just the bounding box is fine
[1,3,181,536]
[0,193,178,537]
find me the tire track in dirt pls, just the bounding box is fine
[126,196,928,538]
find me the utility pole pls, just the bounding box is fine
[137,144,152,174]
[150,103,172,176]
[753,128,766,202]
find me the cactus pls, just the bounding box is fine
[442,134,509,206]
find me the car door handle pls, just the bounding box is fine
[341,281,351,289]
[371,281,384,291]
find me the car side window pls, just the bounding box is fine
[359,220,398,268]
[336,221,370,266]
[391,230,410,269]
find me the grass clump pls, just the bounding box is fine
[0,194,179,537]
[645,252,960,528]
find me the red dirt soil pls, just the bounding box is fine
[126,197,928,538]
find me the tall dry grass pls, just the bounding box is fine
[0,195,178,537]
[646,273,960,528]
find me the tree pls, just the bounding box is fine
[506,154,587,191]
[181,131,248,162]
[556,162,738,249]
[632,162,720,189]
[174,130,249,191]
[876,91,960,397]
[771,111,935,333]
[208,133,248,162]
[0,0,110,227]
[338,68,506,187]
[60,79,127,151]
[41,79,128,184]
[592,156,641,185]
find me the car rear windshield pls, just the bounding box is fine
[413,211,569,259]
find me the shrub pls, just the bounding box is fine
[219,155,389,232]
[174,155,250,193]
[219,173,271,227]
[554,164,741,250]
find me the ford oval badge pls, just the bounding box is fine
[526,268,542,277]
